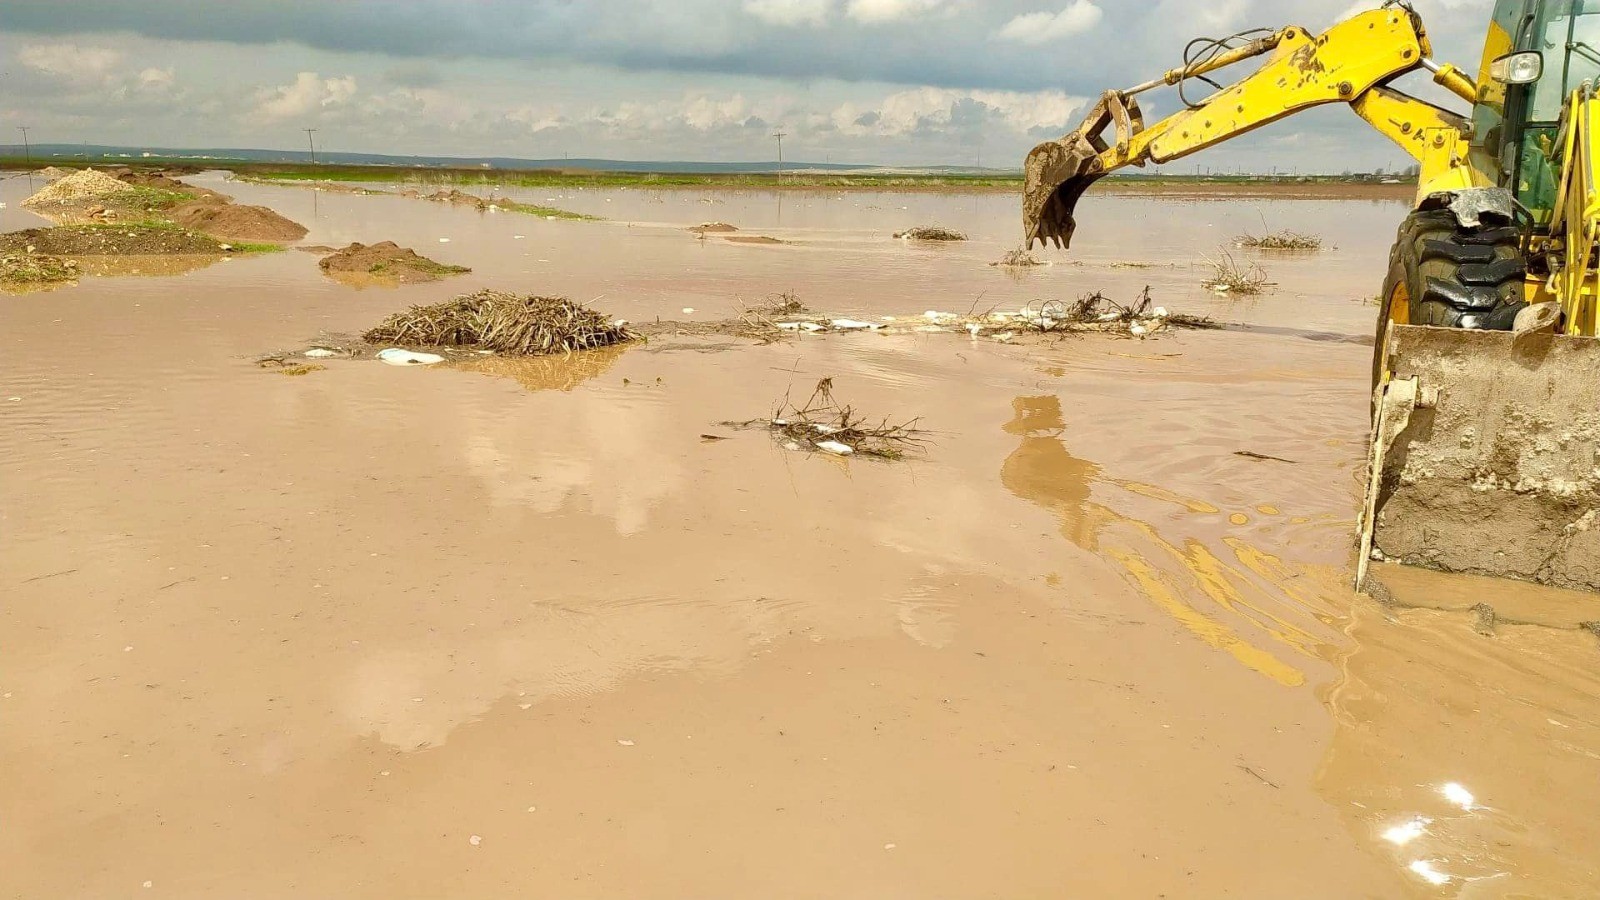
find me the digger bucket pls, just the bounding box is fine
[1022,133,1105,250]
[1022,90,1143,250]
[1360,325,1600,593]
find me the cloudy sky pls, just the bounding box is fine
[2,0,1492,170]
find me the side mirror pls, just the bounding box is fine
[1489,51,1543,84]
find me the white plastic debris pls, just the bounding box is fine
[617,739,635,746]
[1382,818,1430,846]
[1130,323,1149,336]
[817,440,855,456]
[1407,860,1450,886]
[1152,306,1169,318]
[1440,782,1476,810]
[438,237,451,243]
[966,323,984,336]
[304,348,339,359]
[831,319,877,330]
[377,348,445,366]
[800,322,826,332]
[923,310,958,323]
[682,307,696,314]
[469,835,482,847]
[775,322,804,330]
[514,235,526,240]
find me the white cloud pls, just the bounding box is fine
[137,67,175,91]
[18,43,124,83]
[835,86,1085,137]
[743,0,834,26]
[994,1,1103,45]
[844,0,948,24]
[253,72,358,121]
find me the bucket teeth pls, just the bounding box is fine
[1022,134,1105,250]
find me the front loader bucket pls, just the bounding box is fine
[1022,133,1105,250]
[1361,325,1600,593]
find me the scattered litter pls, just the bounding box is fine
[617,739,635,746]
[469,835,482,847]
[365,291,635,356]
[682,307,697,314]
[303,348,340,359]
[514,234,526,239]
[377,348,445,366]
[723,378,927,460]
[830,319,878,330]
[894,226,966,241]
[438,237,451,243]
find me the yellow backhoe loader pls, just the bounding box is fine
[1023,0,1599,594]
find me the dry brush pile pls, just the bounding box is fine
[363,290,636,355]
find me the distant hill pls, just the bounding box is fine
[0,143,1017,176]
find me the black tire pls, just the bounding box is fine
[1381,208,1527,331]
[1373,208,1527,396]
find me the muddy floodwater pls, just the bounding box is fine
[4,171,1599,899]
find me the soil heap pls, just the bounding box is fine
[168,201,308,243]
[318,242,470,283]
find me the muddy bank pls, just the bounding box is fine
[318,241,470,284]
[0,224,224,256]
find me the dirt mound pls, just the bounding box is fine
[690,222,738,233]
[724,235,785,245]
[364,290,634,355]
[1,252,79,287]
[425,189,494,210]
[35,166,72,181]
[168,201,307,242]
[319,242,470,283]
[119,172,230,202]
[0,225,224,256]
[23,169,133,206]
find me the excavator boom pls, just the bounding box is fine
[1024,8,1478,249]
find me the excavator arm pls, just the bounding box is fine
[1024,7,1482,249]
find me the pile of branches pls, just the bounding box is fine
[729,378,928,460]
[893,226,967,241]
[990,249,1044,267]
[1016,288,1214,333]
[1235,230,1323,251]
[363,290,635,355]
[1203,250,1272,294]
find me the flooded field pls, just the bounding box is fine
[3,171,1598,898]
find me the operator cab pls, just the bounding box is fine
[1475,0,1600,221]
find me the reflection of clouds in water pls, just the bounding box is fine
[461,392,684,535]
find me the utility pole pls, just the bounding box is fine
[18,126,31,167]
[303,128,318,164]
[773,129,786,168]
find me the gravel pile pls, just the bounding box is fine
[23,169,133,206]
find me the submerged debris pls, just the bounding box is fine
[728,378,928,460]
[363,290,636,356]
[1235,230,1323,251]
[1203,250,1272,295]
[894,226,967,241]
[991,249,1044,267]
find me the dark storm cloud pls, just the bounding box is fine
[2,1,1496,94]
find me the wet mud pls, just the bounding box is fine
[3,171,1597,898]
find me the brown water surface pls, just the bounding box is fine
[3,172,1596,898]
